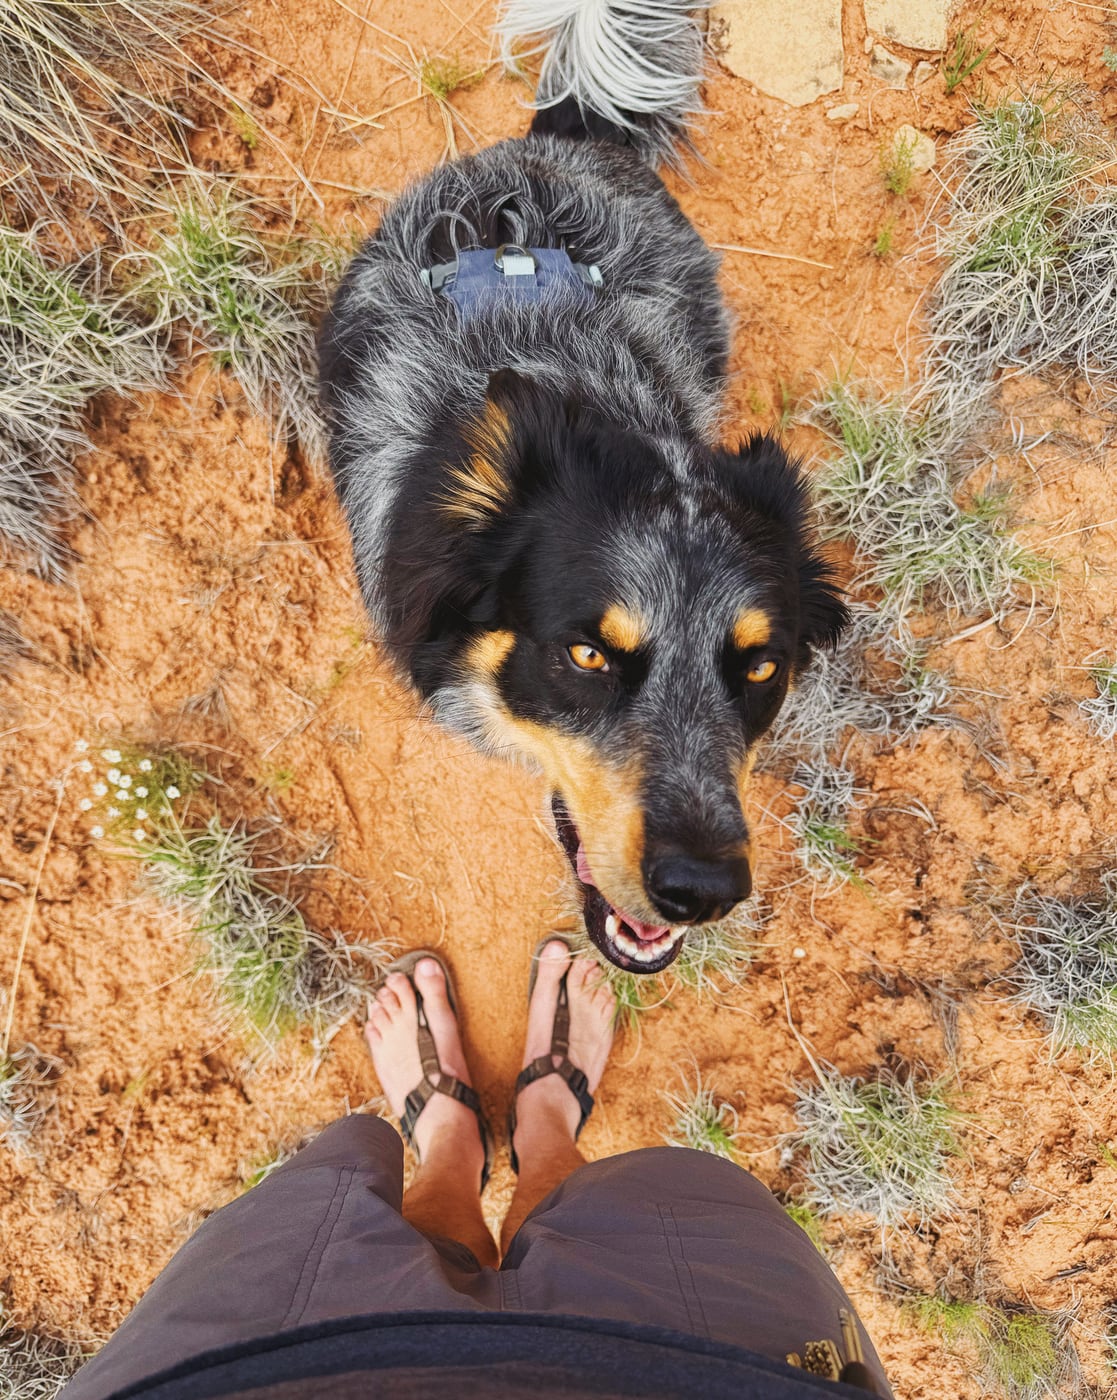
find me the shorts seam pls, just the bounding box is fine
[280,1165,356,1329]
[659,1204,711,1340]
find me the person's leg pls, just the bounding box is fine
[500,940,616,1254]
[504,1145,893,1395]
[61,1115,490,1400]
[498,946,891,1395]
[365,958,498,1269]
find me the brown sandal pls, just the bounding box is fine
[375,949,494,1192]
[507,935,596,1174]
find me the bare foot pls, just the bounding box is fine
[364,959,484,1181]
[512,940,616,1158]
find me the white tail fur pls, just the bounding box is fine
[496,0,708,167]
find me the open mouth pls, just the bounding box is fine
[551,794,687,974]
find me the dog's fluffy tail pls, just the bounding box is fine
[497,0,708,169]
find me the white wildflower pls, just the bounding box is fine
[139,759,153,772]
[118,774,132,789]
[78,760,92,773]
[133,829,146,842]
[166,785,180,800]
[75,739,89,752]
[135,786,148,798]
[135,808,147,820]
[91,826,104,839]
[108,807,121,818]
[93,783,108,797]
[107,768,121,784]
[79,798,93,811]
[102,749,121,763]
[116,789,129,802]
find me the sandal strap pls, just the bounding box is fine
[415,1002,441,1081]
[391,969,493,1192]
[551,978,571,1058]
[513,1054,595,1137]
[401,1074,484,1147]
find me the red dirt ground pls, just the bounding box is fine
[3,3,1117,1395]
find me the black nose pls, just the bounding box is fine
[643,851,752,925]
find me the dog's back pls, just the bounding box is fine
[318,1,726,632]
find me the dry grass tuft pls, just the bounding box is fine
[787,1066,962,1228]
[0,229,167,574]
[0,1043,62,1155]
[927,94,1117,408]
[995,873,1117,1065]
[660,1068,740,1160]
[132,180,345,464]
[0,1312,89,1400]
[810,380,1050,627]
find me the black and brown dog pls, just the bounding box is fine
[319,0,848,974]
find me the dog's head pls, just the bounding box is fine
[382,371,849,972]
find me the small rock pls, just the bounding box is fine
[826,103,860,122]
[912,59,937,85]
[870,42,912,88]
[864,0,957,52]
[893,123,937,174]
[709,0,843,107]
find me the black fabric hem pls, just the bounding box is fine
[107,1310,872,1400]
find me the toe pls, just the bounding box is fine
[385,970,417,1018]
[376,981,401,1015]
[539,938,573,971]
[413,956,447,1004]
[522,940,571,1067]
[568,956,596,992]
[413,958,471,1085]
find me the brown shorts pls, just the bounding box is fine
[62,1116,892,1399]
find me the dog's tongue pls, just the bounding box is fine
[576,844,671,943]
[624,913,672,942]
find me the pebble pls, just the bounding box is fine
[893,123,937,174]
[870,42,912,88]
[826,103,860,121]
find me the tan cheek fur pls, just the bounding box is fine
[457,635,653,917]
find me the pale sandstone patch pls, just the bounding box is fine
[864,0,957,52]
[709,0,843,107]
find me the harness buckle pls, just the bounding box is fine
[493,244,537,278]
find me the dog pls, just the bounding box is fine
[319,0,849,975]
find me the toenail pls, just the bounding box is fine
[416,957,440,977]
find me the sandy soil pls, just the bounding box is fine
[3,2,1117,1395]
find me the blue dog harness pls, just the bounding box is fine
[420,244,603,318]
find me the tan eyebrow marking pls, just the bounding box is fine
[732,608,772,651]
[464,628,516,676]
[599,604,646,653]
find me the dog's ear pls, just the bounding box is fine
[441,370,573,529]
[725,434,850,651]
[797,545,850,650]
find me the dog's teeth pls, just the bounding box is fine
[605,914,618,939]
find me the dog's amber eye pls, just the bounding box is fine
[746,659,778,684]
[569,644,609,672]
